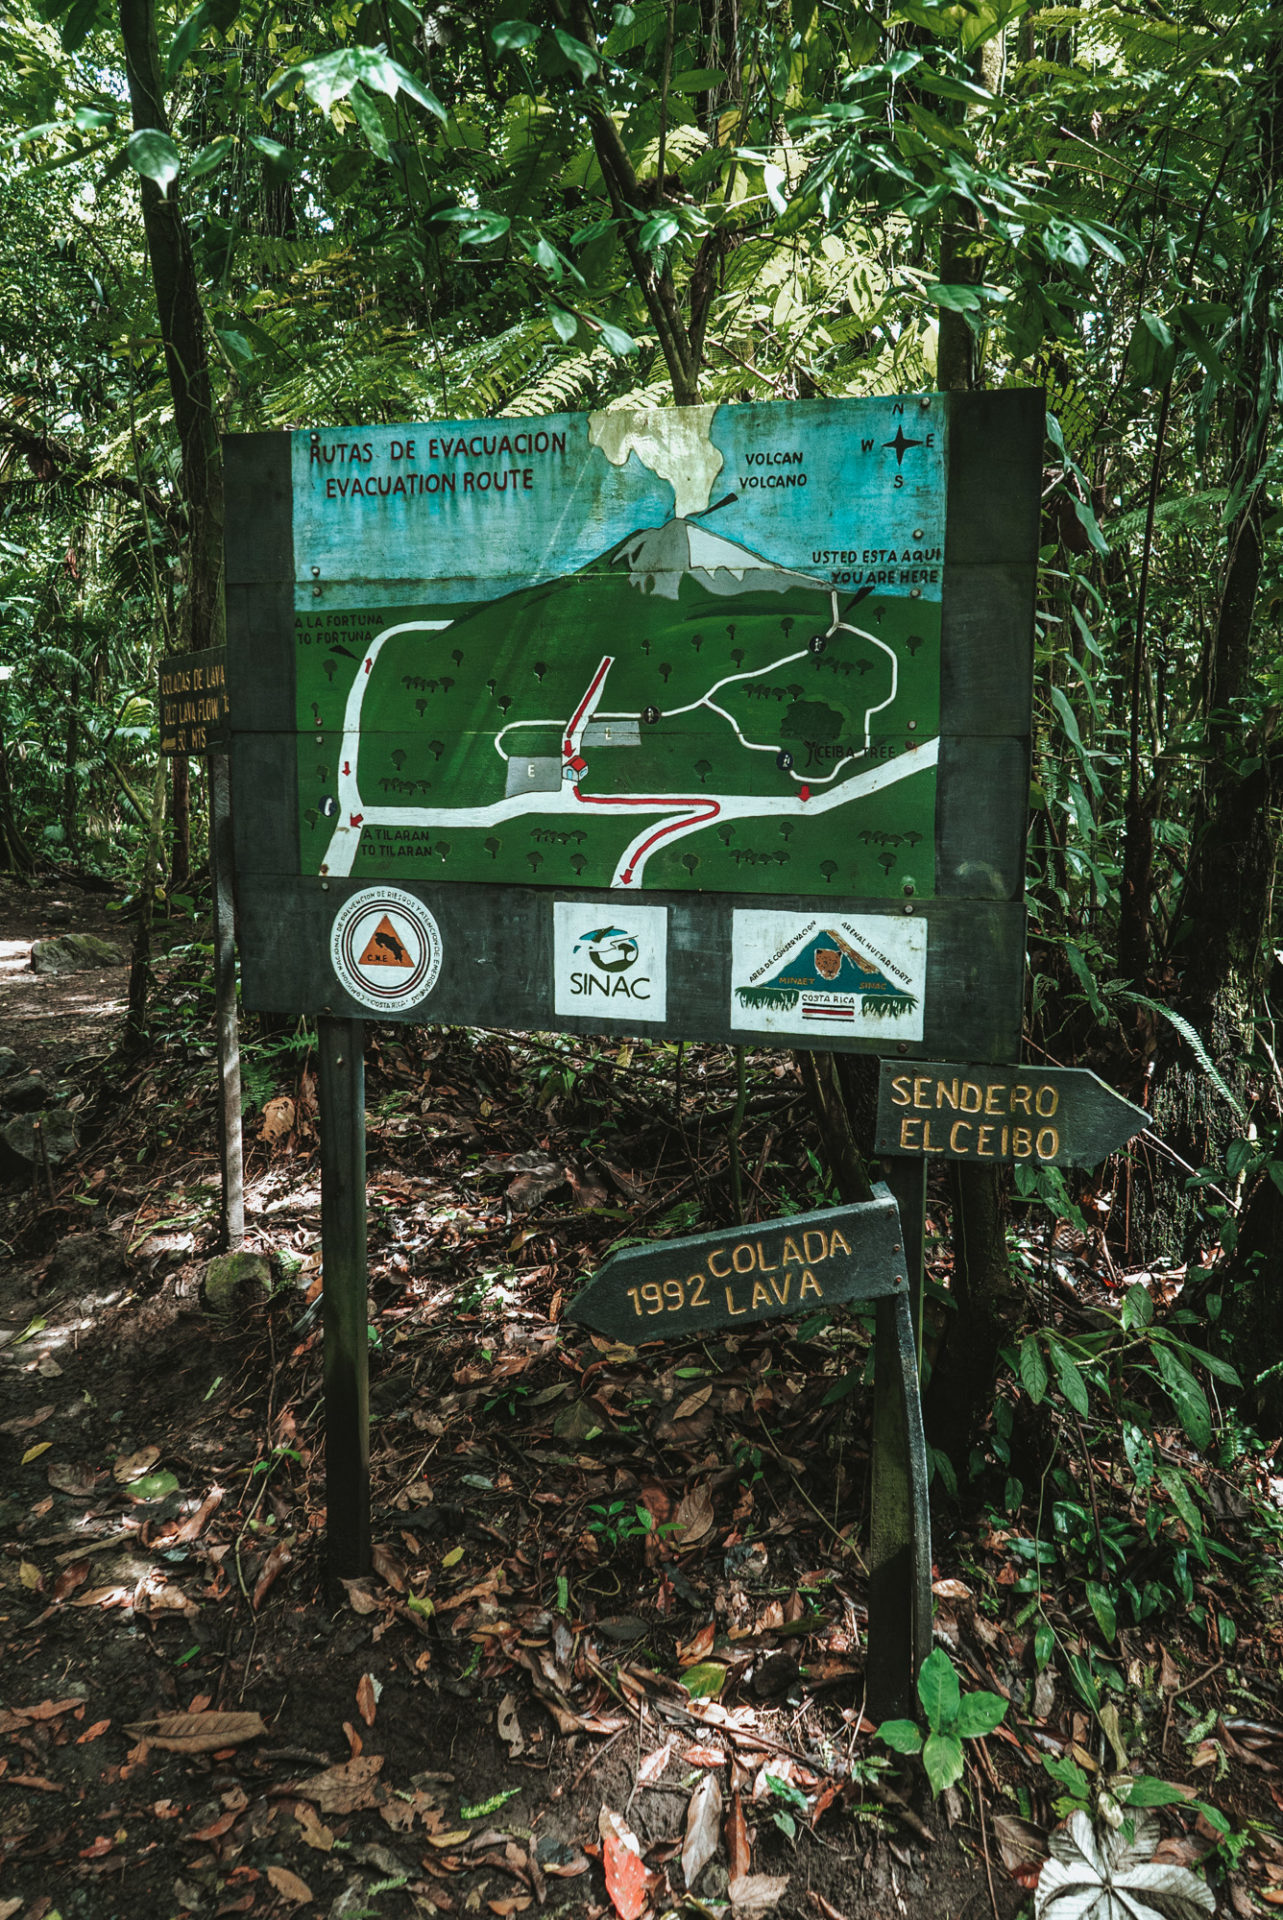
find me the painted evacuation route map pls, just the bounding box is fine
[293,398,946,901]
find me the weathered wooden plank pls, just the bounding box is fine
[875,1061,1151,1166]
[223,432,293,585]
[234,873,1026,1060]
[318,1018,371,1583]
[158,646,229,755]
[565,1193,906,1340]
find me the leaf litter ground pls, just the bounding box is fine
[2,878,1282,1920]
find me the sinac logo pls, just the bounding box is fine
[576,926,639,974]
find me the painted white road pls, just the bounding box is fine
[320,598,934,886]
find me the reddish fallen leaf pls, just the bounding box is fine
[677,1623,717,1668]
[727,1793,751,1883]
[343,1720,364,1758]
[79,1835,115,1858]
[599,1808,652,1920]
[806,1894,850,1920]
[684,1746,727,1768]
[174,1487,224,1543]
[487,1902,532,1916]
[356,1673,379,1728]
[637,1742,673,1786]
[190,1808,237,1842]
[127,1711,267,1755]
[266,1864,313,1904]
[76,1719,111,1745]
[51,1561,90,1602]
[7,1774,63,1793]
[252,1541,293,1611]
[1,1697,84,1728]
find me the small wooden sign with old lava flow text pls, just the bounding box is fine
[565,1193,905,1341]
[875,1061,1149,1167]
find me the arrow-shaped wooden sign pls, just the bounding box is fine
[875,1062,1149,1168]
[565,1192,907,1342]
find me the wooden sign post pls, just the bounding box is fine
[876,1061,1150,1166]
[223,392,1043,1706]
[158,647,242,1249]
[568,1192,930,1718]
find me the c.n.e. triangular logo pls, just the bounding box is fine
[358,915,414,967]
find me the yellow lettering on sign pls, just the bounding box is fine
[803,1230,827,1263]
[732,1243,755,1274]
[899,1117,922,1150]
[725,1286,747,1317]
[755,1241,778,1272]
[1037,1127,1059,1159]
[890,1075,912,1107]
[950,1120,972,1153]
[985,1084,1005,1115]
[1010,1084,1033,1115]
[782,1236,805,1266]
[799,1269,822,1300]
[961,1082,983,1113]
[707,1248,731,1278]
[1036,1085,1059,1118]
[978,1125,996,1156]
[922,1121,945,1154]
[828,1230,851,1258]
[913,1076,932,1109]
[1013,1126,1032,1156]
[936,1077,959,1111]
[751,1281,771,1310]
[769,1273,791,1305]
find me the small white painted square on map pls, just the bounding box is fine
[730,910,926,1039]
[554,904,668,1023]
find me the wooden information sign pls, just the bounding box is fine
[220,392,1042,1713]
[225,391,1038,1061]
[567,1190,931,1720]
[875,1061,1150,1165]
[159,645,230,756]
[567,1195,905,1339]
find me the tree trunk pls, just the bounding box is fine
[1129,42,1282,1265]
[118,0,225,1041]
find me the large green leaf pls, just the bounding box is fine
[127,127,181,195]
[916,1647,960,1732]
[955,1691,1008,1739]
[922,1731,965,1794]
[876,1718,924,1754]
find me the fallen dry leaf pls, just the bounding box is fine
[294,1801,335,1851]
[266,1864,313,1904]
[637,1741,673,1786]
[252,1541,293,1611]
[343,1721,363,1759]
[683,1770,722,1889]
[671,1481,715,1551]
[113,1444,160,1485]
[497,1692,525,1758]
[356,1673,380,1728]
[731,1873,790,1917]
[684,1746,727,1768]
[76,1719,111,1744]
[259,1096,296,1143]
[487,1902,531,1917]
[47,1460,99,1498]
[806,1894,850,1920]
[127,1711,267,1755]
[727,1792,751,1883]
[291,1754,385,1815]
[600,1807,652,1920]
